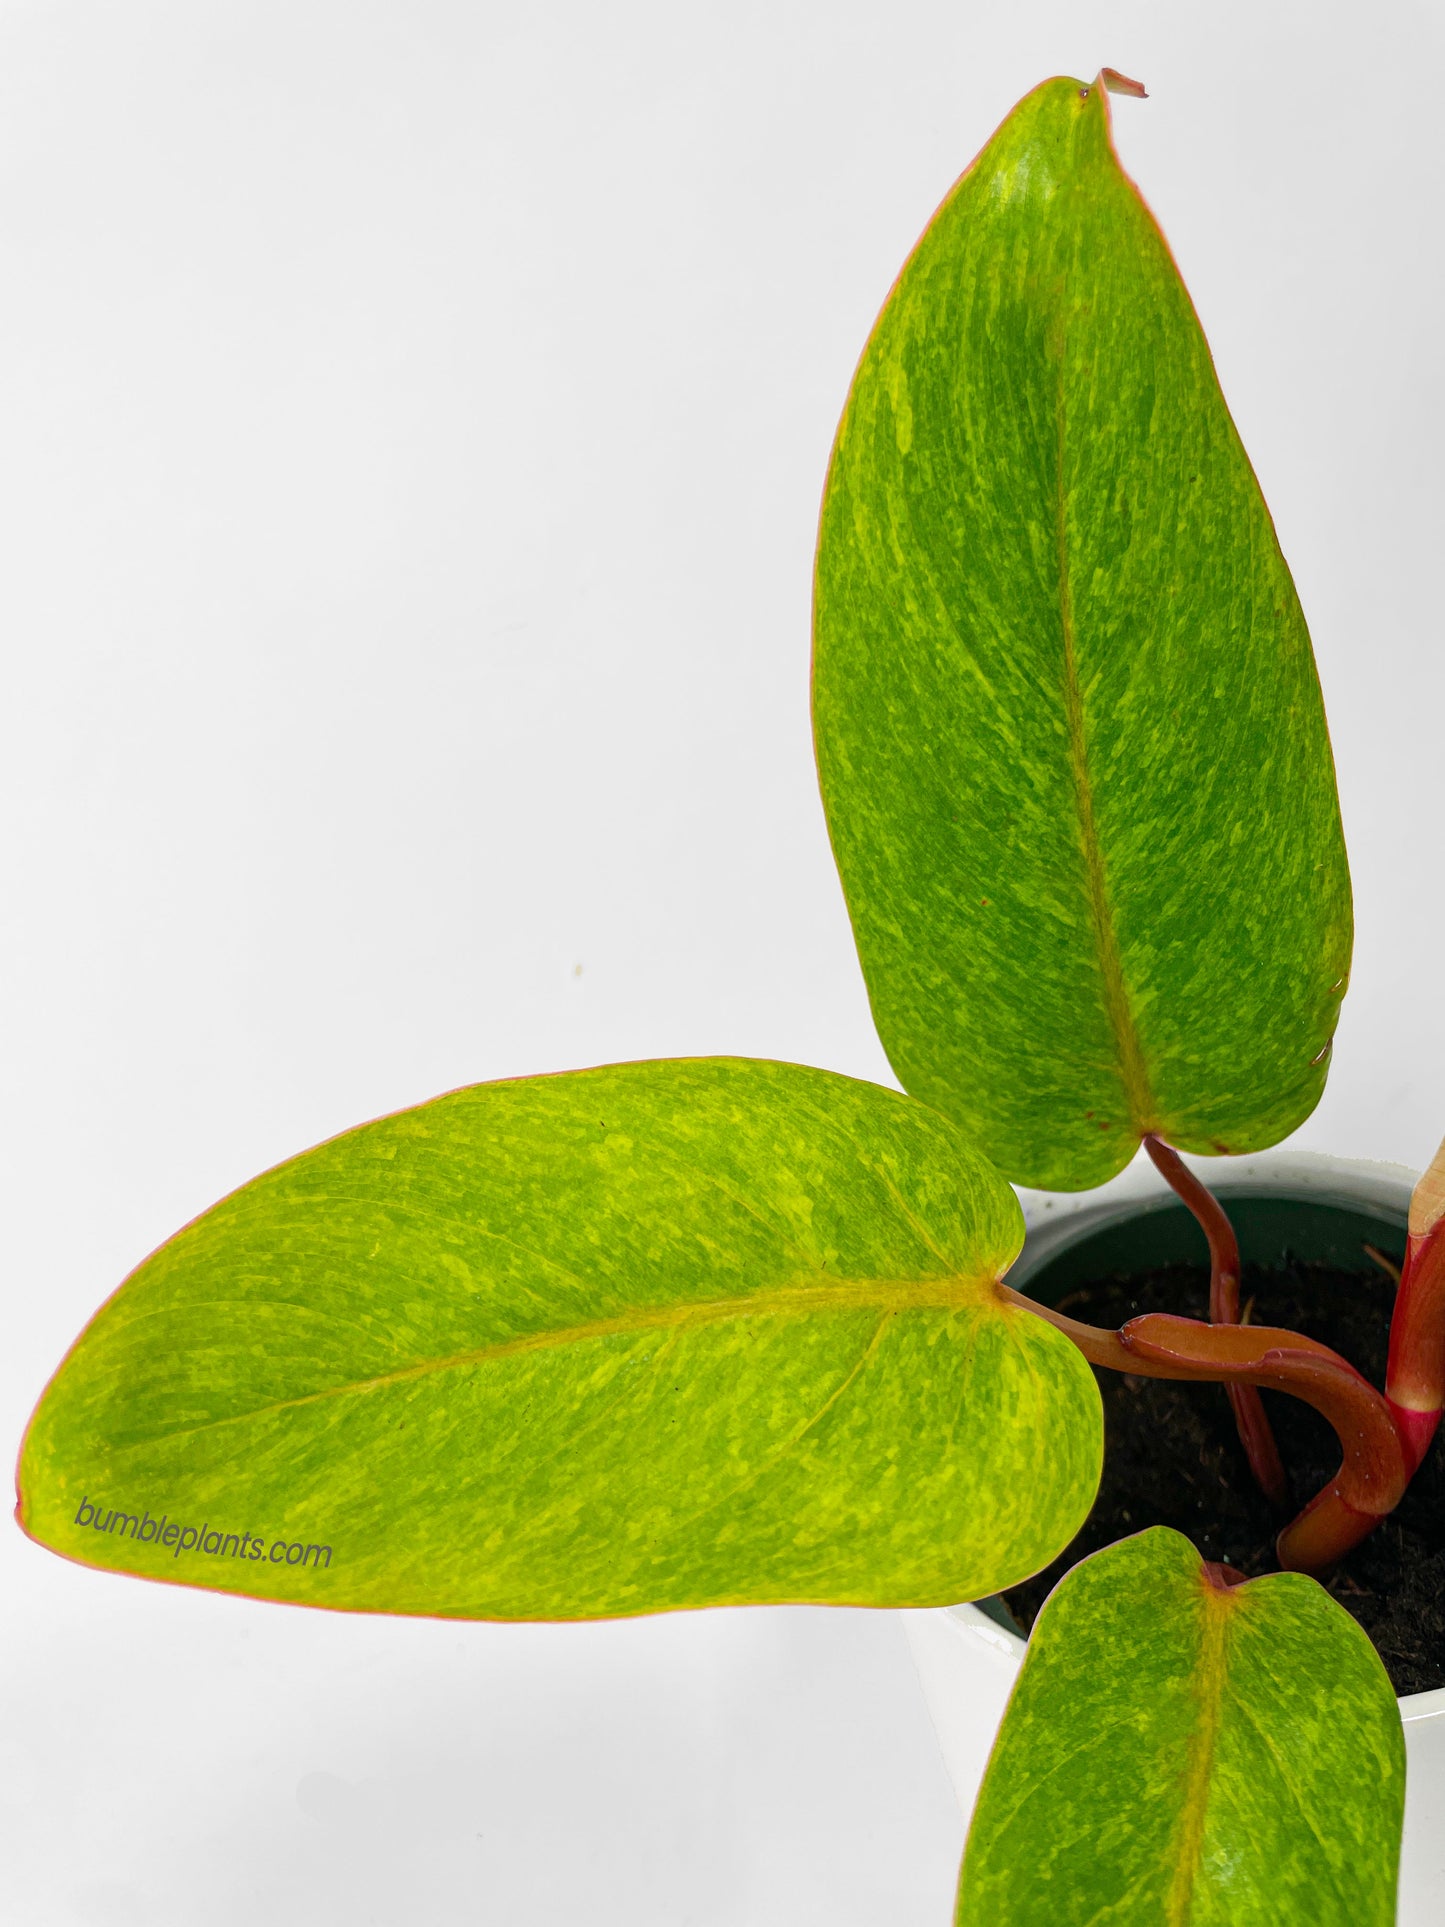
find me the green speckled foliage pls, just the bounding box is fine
[957,1529,1404,1925]
[17,73,1395,1927]
[814,77,1352,1190]
[18,1058,1101,1617]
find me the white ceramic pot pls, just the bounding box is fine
[904,1149,1445,1924]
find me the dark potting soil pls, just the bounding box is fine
[1000,1256,1445,1697]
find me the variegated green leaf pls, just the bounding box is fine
[957,1528,1404,1925]
[814,77,1351,1189]
[18,1058,1100,1617]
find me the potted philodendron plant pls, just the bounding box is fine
[17,71,1444,1921]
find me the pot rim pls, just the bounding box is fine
[957,1144,1445,1721]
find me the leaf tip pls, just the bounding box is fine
[1408,1132,1445,1239]
[1099,67,1148,99]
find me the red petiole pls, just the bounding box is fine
[1000,1133,1445,1577]
[1385,1134,1445,1474]
[1143,1135,1288,1508]
[1000,1281,1410,1574]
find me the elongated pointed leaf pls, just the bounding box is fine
[957,1528,1404,1925]
[813,78,1352,1189]
[18,1058,1100,1617]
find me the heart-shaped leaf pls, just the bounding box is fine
[813,77,1352,1189]
[18,1058,1100,1617]
[957,1527,1404,1925]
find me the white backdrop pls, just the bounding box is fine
[3,4,1443,1922]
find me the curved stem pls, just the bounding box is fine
[1143,1136,1287,1508]
[1142,1136,1242,1323]
[1000,1285,1412,1576]
[1386,1133,1445,1473]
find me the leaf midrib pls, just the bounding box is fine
[1166,1584,1231,1923]
[1054,327,1155,1133]
[135,1270,997,1446]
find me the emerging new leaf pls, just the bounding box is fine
[813,77,1352,1188]
[18,1059,1101,1617]
[957,1528,1404,1925]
